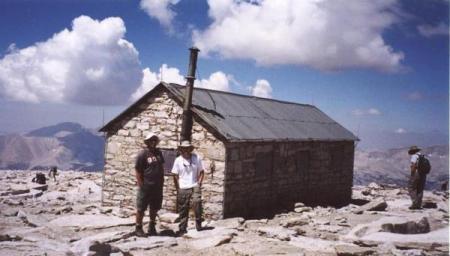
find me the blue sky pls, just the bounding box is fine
[0,0,448,150]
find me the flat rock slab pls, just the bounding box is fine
[335,244,376,256]
[113,236,177,252]
[187,234,234,250]
[257,226,296,241]
[354,198,387,214]
[228,239,305,256]
[211,217,245,229]
[281,217,309,228]
[361,227,449,246]
[184,227,237,240]
[71,230,133,255]
[289,235,353,254]
[49,214,134,230]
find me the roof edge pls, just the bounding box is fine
[99,82,168,132]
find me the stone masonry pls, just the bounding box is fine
[102,90,225,220]
[102,86,355,220]
[223,141,354,219]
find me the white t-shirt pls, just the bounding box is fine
[171,154,204,189]
[410,153,421,165]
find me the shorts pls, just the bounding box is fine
[136,184,163,212]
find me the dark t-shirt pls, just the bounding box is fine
[135,148,165,186]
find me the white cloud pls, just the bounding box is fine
[249,79,272,98]
[417,22,449,37]
[367,108,381,115]
[352,108,382,116]
[140,0,180,33]
[197,71,231,92]
[193,0,404,72]
[0,16,142,105]
[131,64,232,101]
[395,128,407,134]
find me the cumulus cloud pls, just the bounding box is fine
[417,22,449,37]
[140,0,180,33]
[197,71,231,92]
[249,79,272,98]
[0,15,142,105]
[131,64,232,100]
[352,108,382,116]
[193,0,404,72]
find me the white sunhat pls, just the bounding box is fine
[178,140,194,148]
[144,132,159,142]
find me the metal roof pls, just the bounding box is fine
[164,83,358,142]
[100,82,358,142]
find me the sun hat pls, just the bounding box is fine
[144,132,159,142]
[408,145,421,155]
[178,140,193,148]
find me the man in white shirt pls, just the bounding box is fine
[407,145,426,210]
[171,140,204,235]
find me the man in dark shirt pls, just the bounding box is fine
[135,132,165,237]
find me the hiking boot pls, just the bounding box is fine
[195,220,202,231]
[177,229,187,237]
[148,223,157,236]
[135,225,146,237]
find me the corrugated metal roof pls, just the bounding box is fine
[165,83,358,142]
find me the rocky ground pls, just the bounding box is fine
[0,171,448,256]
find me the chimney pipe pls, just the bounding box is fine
[180,47,200,142]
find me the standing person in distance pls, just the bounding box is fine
[171,140,205,235]
[134,133,165,237]
[407,145,427,210]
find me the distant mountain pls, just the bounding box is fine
[0,122,104,171]
[354,145,449,190]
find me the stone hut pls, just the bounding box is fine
[99,82,358,220]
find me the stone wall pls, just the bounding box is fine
[223,141,354,219]
[102,90,226,219]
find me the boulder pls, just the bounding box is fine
[294,206,313,213]
[281,217,309,228]
[212,217,245,229]
[158,212,179,224]
[354,198,387,214]
[381,217,430,234]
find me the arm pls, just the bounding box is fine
[198,170,204,187]
[135,169,144,187]
[410,155,418,175]
[172,175,179,191]
[171,157,180,191]
[197,155,205,186]
[135,151,144,187]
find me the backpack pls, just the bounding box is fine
[32,173,46,184]
[417,155,431,176]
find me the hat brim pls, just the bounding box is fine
[178,145,194,149]
[408,148,420,154]
[144,136,158,141]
